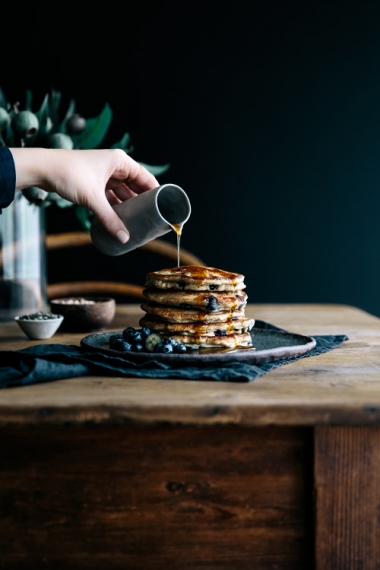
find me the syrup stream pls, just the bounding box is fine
[167,221,254,353]
[170,223,183,268]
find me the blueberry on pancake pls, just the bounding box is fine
[142,289,248,312]
[140,303,247,324]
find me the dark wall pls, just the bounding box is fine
[4,2,380,315]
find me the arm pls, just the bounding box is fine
[0,146,16,212]
[8,147,159,244]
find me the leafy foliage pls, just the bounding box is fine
[0,87,170,230]
[70,104,113,150]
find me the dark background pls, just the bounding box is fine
[3,1,380,315]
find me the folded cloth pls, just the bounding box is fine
[0,321,348,388]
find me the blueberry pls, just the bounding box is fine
[154,342,165,353]
[209,284,219,290]
[111,338,124,350]
[177,280,186,289]
[215,330,227,336]
[206,296,219,311]
[141,327,151,338]
[112,338,131,351]
[109,333,123,346]
[165,337,178,345]
[122,327,135,341]
[174,343,187,353]
[129,330,143,343]
[162,343,174,354]
[134,343,144,352]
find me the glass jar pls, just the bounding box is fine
[0,193,47,320]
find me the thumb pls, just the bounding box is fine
[92,200,130,244]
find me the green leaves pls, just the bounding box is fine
[39,193,74,209]
[0,87,7,109]
[25,89,33,111]
[75,205,93,231]
[0,86,171,232]
[112,134,171,176]
[111,132,134,153]
[59,98,76,133]
[71,104,113,149]
[47,89,62,128]
[35,92,53,137]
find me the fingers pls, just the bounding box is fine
[105,189,121,207]
[102,158,158,242]
[90,198,130,244]
[88,153,158,244]
[124,162,159,194]
[107,182,137,202]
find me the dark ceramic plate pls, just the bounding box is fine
[80,327,316,366]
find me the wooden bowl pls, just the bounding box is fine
[49,297,115,332]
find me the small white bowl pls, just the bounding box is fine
[15,314,64,340]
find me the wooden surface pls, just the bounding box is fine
[1,303,380,426]
[0,425,314,569]
[315,426,380,569]
[2,303,380,568]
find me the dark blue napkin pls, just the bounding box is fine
[0,321,348,388]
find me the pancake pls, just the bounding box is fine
[142,288,248,312]
[139,315,255,335]
[141,303,247,323]
[159,331,253,348]
[144,265,246,291]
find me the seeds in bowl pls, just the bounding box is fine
[58,298,96,305]
[18,311,63,320]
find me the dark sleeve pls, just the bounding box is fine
[0,146,16,213]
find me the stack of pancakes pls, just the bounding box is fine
[139,265,254,349]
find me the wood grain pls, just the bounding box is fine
[315,426,380,569]
[0,425,313,569]
[3,304,379,567]
[0,303,378,426]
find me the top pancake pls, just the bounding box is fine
[144,265,246,291]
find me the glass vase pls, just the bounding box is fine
[0,193,47,321]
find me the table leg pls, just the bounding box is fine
[314,426,380,569]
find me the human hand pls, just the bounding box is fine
[10,147,159,244]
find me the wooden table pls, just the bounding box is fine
[1,303,380,569]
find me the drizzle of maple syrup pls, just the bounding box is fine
[166,265,242,284]
[169,222,183,268]
[167,221,254,353]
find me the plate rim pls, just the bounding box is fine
[80,327,317,366]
